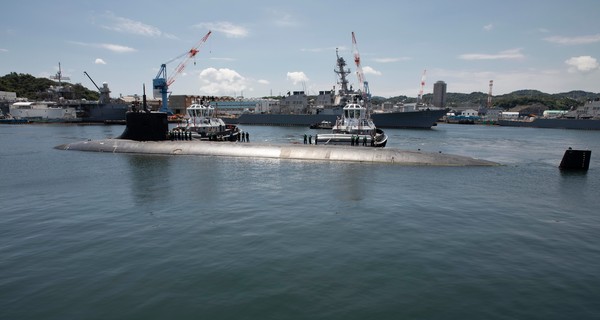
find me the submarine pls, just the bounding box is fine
[55,111,498,166]
[55,89,498,167]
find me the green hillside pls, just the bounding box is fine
[0,72,99,100]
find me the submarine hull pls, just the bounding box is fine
[56,139,498,167]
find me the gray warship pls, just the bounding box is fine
[224,49,444,129]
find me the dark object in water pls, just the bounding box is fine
[559,148,591,171]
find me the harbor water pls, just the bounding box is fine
[1,123,599,319]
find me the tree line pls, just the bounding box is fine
[0,72,99,100]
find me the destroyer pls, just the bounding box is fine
[224,38,444,129]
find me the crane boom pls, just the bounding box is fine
[83,71,101,91]
[153,30,212,113]
[417,69,427,104]
[351,32,370,102]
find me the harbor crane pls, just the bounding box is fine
[153,30,212,113]
[417,69,427,104]
[351,32,370,102]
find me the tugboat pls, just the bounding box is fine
[173,98,241,141]
[315,45,387,148]
[316,95,387,147]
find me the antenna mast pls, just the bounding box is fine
[487,80,494,108]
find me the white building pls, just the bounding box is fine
[461,109,478,117]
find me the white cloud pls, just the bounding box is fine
[104,13,161,37]
[483,24,493,31]
[195,22,248,38]
[565,56,599,73]
[373,57,410,63]
[286,71,308,85]
[99,43,136,53]
[95,58,107,65]
[362,66,382,76]
[70,41,136,53]
[459,48,524,60]
[100,12,177,39]
[0,48,7,52]
[544,34,600,45]
[266,9,298,27]
[258,79,270,85]
[198,67,247,95]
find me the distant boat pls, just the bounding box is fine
[310,120,333,129]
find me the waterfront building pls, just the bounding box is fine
[433,81,447,108]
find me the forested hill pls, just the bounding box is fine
[0,72,99,100]
[375,90,600,110]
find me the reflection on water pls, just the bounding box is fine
[126,155,172,204]
[332,164,372,202]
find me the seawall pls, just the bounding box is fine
[55,139,499,167]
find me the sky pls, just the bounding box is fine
[1,0,599,99]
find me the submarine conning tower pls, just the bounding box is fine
[118,111,168,141]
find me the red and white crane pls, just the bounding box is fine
[417,69,427,104]
[153,30,212,113]
[351,32,370,101]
